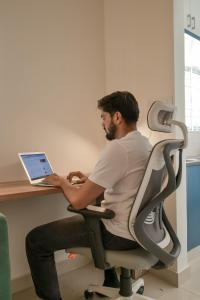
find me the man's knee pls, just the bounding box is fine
[26,226,45,252]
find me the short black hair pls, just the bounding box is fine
[98,91,139,123]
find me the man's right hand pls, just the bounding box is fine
[66,171,88,184]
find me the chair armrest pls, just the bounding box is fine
[67,204,115,269]
[67,204,115,219]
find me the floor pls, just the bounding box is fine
[13,258,200,300]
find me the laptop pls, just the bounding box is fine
[18,152,54,186]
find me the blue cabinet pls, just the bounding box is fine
[187,164,200,250]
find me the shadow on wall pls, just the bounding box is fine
[3,98,175,182]
[0,162,26,182]
[0,122,105,182]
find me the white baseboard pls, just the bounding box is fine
[12,255,90,294]
[150,265,190,287]
[151,247,200,287]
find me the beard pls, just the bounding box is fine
[104,122,117,140]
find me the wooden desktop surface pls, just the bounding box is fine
[0,180,61,202]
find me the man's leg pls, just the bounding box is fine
[26,215,90,300]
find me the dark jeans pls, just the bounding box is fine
[26,215,138,300]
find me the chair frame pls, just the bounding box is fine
[67,101,187,300]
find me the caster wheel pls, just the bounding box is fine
[84,290,94,299]
[137,286,144,295]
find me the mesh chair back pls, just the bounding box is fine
[128,136,184,268]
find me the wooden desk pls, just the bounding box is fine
[0,181,61,202]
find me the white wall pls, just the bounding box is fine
[0,0,105,182]
[104,0,174,140]
[0,0,105,280]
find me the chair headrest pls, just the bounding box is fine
[147,101,176,133]
[147,101,188,148]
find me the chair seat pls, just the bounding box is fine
[68,247,158,270]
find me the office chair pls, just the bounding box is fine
[0,213,11,300]
[67,101,188,300]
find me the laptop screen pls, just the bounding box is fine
[20,153,53,180]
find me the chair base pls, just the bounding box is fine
[85,278,154,300]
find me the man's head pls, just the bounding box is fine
[98,91,139,140]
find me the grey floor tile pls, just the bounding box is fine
[12,262,200,300]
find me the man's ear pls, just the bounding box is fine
[114,111,123,124]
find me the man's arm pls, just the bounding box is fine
[43,174,105,209]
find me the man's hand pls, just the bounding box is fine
[43,173,105,210]
[43,174,66,187]
[67,171,88,184]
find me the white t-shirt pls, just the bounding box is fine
[89,130,152,240]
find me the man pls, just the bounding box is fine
[26,91,152,300]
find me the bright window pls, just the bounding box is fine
[185,31,200,132]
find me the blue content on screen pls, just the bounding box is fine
[21,153,53,180]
